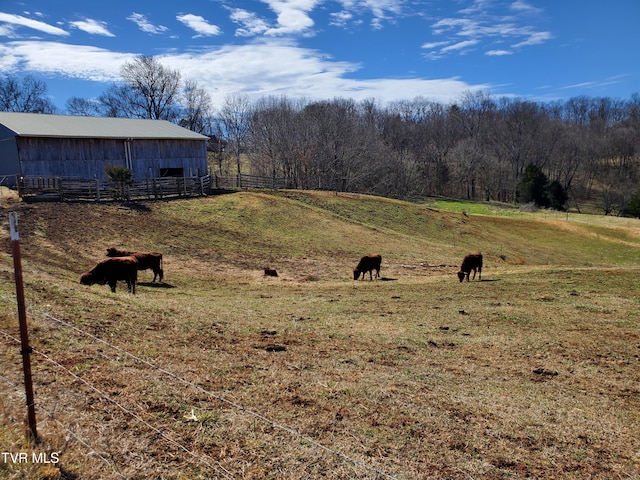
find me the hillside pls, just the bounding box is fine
[0,188,639,480]
[1,189,639,282]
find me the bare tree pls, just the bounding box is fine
[65,96,102,116]
[179,79,213,134]
[218,93,252,184]
[0,74,56,113]
[99,56,181,120]
[249,95,299,185]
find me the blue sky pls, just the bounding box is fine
[0,0,638,112]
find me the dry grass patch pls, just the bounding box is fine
[1,191,639,479]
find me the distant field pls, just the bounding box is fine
[0,189,638,479]
[430,197,640,225]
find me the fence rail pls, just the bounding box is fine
[16,173,286,202]
[212,173,288,190]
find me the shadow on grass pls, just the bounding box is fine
[138,282,175,288]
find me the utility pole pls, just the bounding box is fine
[9,212,38,442]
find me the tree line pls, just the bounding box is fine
[2,56,640,215]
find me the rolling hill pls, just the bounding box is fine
[1,188,639,480]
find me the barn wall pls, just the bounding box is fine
[16,137,207,180]
[130,139,208,178]
[0,131,20,184]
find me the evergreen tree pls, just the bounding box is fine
[547,180,568,211]
[624,188,640,218]
[518,164,549,207]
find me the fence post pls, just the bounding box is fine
[9,212,38,443]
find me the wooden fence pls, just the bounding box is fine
[16,174,287,202]
[212,174,288,190]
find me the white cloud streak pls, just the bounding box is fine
[0,11,69,36]
[425,1,551,59]
[127,13,168,34]
[69,18,115,37]
[176,14,222,37]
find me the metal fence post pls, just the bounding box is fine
[9,212,38,442]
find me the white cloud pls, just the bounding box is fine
[486,49,512,56]
[428,2,551,58]
[310,0,404,30]
[441,39,478,53]
[421,41,448,50]
[262,0,319,36]
[0,11,69,36]
[329,10,353,28]
[127,13,168,34]
[0,39,488,106]
[176,14,222,37]
[561,76,624,91]
[69,18,115,37]
[0,23,15,36]
[0,41,132,82]
[229,8,269,36]
[359,0,402,29]
[512,31,552,47]
[510,1,542,14]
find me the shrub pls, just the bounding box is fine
[105,165,133,200]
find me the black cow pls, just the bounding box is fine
[457,252,483,282]
[106,247,164,282]
[80,256,138,293]
[353,254,382,280]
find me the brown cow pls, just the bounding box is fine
[80,256,138,294]
[106,247,164,282]
[353,254,382,280]
[457,252,483,282]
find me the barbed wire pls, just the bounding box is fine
[0,354,128,479]
[0,293,399,479]
[38,311,399,479]
[0,328,234,480]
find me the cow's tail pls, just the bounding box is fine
[160,254,164,282]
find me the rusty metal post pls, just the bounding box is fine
[9,212,38,442]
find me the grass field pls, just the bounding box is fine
[0,187,639,479]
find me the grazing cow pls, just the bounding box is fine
[106,247,164,282]
[80,256,138,294]
[264,267,278,277]
[457,252,483,282]
[353,254,382,281]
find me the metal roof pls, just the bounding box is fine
[0,112,209,140]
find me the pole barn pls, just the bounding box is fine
[0,112,209,187]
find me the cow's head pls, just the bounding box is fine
[80,272,107,285]
[80,272,95,285]
[106,247,122,257]
[457,271,466,282]
[353,269,361,280]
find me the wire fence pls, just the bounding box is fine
[0,296,398,479]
